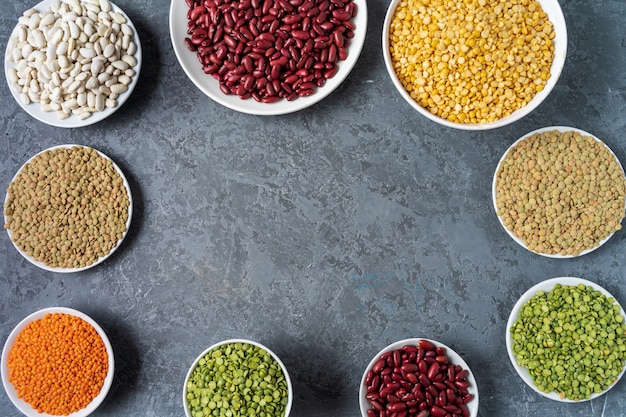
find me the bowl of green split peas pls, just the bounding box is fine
[506,277,626,402]
[183,339,292,417]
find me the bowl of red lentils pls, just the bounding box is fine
[382,0,567,130]
[359,338,479,417]
[1,307,114,417]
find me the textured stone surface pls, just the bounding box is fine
[1,0,626,416]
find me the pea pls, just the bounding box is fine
[511,283,626,400]
[186,343,289,417]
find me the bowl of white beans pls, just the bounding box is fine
[382,0,567,130]
[4,0,142,128]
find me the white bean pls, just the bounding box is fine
[7,0,139,120]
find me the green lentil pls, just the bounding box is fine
[3,146,130,269]
[510,283,626,400]
[495,129,626,256]
[186,342,290,417]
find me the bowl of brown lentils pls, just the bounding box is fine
[382,0,567,130]
[493,127,626,258]
[3,144,133,272]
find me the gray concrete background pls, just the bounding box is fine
[1,0,626,415]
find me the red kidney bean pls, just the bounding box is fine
[387,402,406,412]
[184,0,356,103]
[430,405,447,417]
[364,342,475,417]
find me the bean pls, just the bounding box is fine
[184,0,357,102]
[364,342,475,417]
[7,0,138,120]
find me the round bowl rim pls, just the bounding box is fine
[505,277,626,402]
[183,338,293,417]
[169,0,368,116]
[492,126,626,258]
[358,337,479,417]
[381,0,567,130]
[1,306,115,417]
[4,0,142,128]
[4,144,133,272]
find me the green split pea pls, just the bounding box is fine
[186,342,289,417]
[511,283,626,400]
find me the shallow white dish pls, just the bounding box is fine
[169,0,367,115]
[4,0,143,128]
[183,338,293,417]
[506,277,626,402]
[359,338,479,417]
[1,307,115,417]
[4,144,133,273]
[382,0,567,130]
[492,126,626,258]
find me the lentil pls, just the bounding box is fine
[510,283,626,400]
[4,145,131,269]
[7,313,109,415]
[495,129,626,256]
[388,0,555,124]
[186,342,290,417]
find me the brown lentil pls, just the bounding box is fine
[3,145,130,269]
[388,0,555,124]
[495,130,626,256]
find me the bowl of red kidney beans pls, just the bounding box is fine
[169,0,367,115]
[359,338,479,417]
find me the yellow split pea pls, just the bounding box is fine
[3,146,130,269]
[495,130,626,256]
[389,0,555,124]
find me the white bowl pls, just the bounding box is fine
[382,0,567,130]
[506,277,626,402]
[4,144,133,272]
[359,338,479,417]
[183,339,293,417]
[1,307,115,417]
[4,0,142,128]
[169,0,367,115]
[492,126,626,258]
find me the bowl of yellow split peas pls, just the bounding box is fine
[382,0,567,130]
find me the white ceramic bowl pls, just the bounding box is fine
[183,339,293,417]
[382,0,567,130]
[4,0,142,128]
[1,307,115,417]
[359,338,479,417]
[492,126,626,258]
[169,0,367,115]
[3,144,133,272]
[506,277,626,402]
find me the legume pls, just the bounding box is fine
[510,283,626,401]
[186,342,290,417]
[388,0,555,124]
[364,340,474,417]
[495,129,626,256]
[6,0,139,120]
[184,0,356,102]
[3,145,131,269]
[7,312,109,415]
